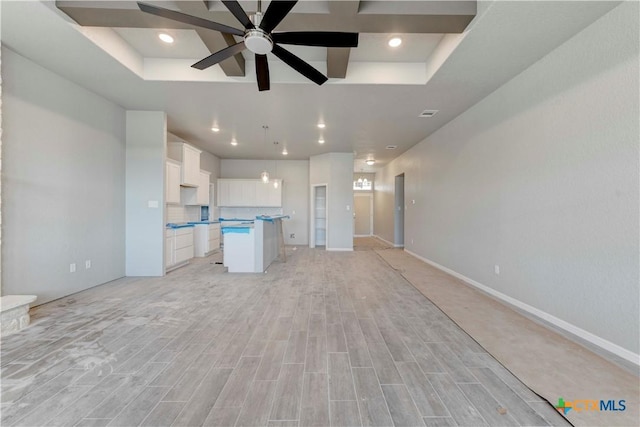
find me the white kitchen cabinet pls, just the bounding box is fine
[217,179,282,207]
[218,179,230,206]
[165,227,194,271]
[165,230,174,267]
[209,223,221,251]
[194,223,221,257]
[167,142,201,187]
[255,181,270,206]
[269,180,282,206]
[165,160,181,204]
[182,170,211,206]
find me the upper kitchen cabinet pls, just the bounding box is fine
[167,142,201,187]
[218,179,282,207]
[165,160,181,204]
[183,170,211,206]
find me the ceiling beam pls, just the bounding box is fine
[55,2,476,34]
[329,1,360,16]
[176,1,245,77]
[327,48,351,79]
[326,0,359,77]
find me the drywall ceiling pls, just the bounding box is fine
[1,1,620,171]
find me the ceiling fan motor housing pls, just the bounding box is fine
[245,28,273,54]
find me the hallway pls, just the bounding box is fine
[2,247,569,426]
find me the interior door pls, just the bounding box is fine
[354,194,372,236]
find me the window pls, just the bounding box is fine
[353,178,372,191]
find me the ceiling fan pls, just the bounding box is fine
[138,1,359,91]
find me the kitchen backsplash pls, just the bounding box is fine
[166,205,201,223]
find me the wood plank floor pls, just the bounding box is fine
[1,246,570,427]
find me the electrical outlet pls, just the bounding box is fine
[494,265,500,275]
[70,263,76,273]
[85,260,91,269]
[290,233,295,239]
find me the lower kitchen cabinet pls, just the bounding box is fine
[165,226,194,271]
[193,223,221,257]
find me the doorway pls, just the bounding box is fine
[394,174,404,247]
[353,193,373,236]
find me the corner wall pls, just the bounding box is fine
[125,111,166,276]
[2,48,126,304]
[310,153,354,250]
[374,2,639,360]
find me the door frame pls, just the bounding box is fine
[309,183,329,249]
[353,192,373,237]
[394,174,405,247]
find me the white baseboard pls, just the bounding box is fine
[327,248,354,252]
[373,235,404,248]
[354,234,373,237]
[404,249,640,368]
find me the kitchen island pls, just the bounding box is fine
[221,215,288,273]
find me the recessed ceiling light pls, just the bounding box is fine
[230,139,238,146]
[385,145,398,150]
[211,126,220,132]
[282,148,288,155]
[317,123,326,129]
[318,138,325,144]
[388,37,402,48]
[365,159,375,166]
[158,33,174,44]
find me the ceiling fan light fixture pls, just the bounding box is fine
[365,159,375,166]
[388,37,402,48]
[261,170,270,183]
[244,29,273,54]
[158,33,174,44]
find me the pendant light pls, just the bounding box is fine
[261,125,269,183]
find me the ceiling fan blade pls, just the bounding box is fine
[221,0,254,29]
[256,54,270,92]
[137,2,244,36]
[259,0,297,33]
[192,41,246,70]
[272,32,359,47]
[272,44,328,86]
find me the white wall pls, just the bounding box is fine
[310,153,354,250]
[374,2,639,360]
[125,111,166,276]
[2,47,126,304]
[220,159,309,245]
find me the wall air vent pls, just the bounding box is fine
[419,109,439,118]
[385,145,398,150]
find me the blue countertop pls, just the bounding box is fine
[221,223,254,234]
[187,221,220,225]
[166,223,195,229]
[255,215,290,222]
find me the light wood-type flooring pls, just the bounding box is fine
[1,246,570,427]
